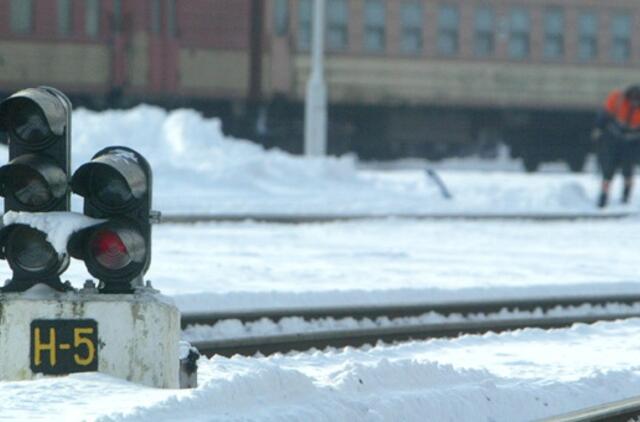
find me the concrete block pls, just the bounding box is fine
[0,288,180,388]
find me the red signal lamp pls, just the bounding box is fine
[68,220,147,293]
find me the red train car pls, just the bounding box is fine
[0,0,249,103]
[1,0,640,170]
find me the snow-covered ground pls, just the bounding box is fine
[1,106,639,421]
[4,319,640,421]
[160,218,640,312]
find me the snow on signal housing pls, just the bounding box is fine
[69,146,153,293]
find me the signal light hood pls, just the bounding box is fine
[0,87,67,137]
[0,224,70,291]
[72,147,149,204]
[0,154,68,209]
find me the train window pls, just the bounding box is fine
[85,0,100,38]
[437,5,459,56]
[166,0,176,37]
[364,0,385,52]
[474,6,495,57]
[611,12,631,63]
[508,7,530,59]
[10,0,32,34]
[297,0,312,51]
[327,0,348,50]
[543,7,564,59]
[113,0,122,32]
[151,0,161,34]
[58,0,73,36]
[274,0,289,36]
[401,1,423,54]
[578,11,598,61]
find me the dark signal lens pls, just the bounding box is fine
[90,229,131,270]
[9,167,52,207]
[10,227,57,272]
[89,167,133,209]
[9,102,51,144]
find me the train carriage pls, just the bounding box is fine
[1,0,639,170]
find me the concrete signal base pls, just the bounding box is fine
[0,288,180,388]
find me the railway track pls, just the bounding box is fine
[190,313,640,358]
[161,212,635,224]
[183,294,640,358]
[540,394,640,421]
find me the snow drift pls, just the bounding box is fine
[66,105,605,215]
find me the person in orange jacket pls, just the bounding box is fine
[593,85,640,208]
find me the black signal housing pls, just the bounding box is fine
[0,87,71,212]
[70,146,152,293]
[0,224,70,292]
[0,87,72,292]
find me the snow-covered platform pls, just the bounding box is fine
[0,289,180,388]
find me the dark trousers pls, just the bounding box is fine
[599,139,639,181]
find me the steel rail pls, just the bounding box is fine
[190,313,640,358]
[181,294,640,329]
[539,395,640,422]
[161,212,635,224]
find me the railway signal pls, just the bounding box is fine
[0,87,177,388]
[0,87,71,212]
[0,87,72,292]
[69,146,153,293]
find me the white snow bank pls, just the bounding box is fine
[94,318,640,421]
[2,211,103,254]
[5,319,640,421]
[362,143,602,174]
[152,218,640,312]
[68,105,612,214]
[71,106,368,214]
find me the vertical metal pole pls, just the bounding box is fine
[304,0,327,156]
[249,0,264,103]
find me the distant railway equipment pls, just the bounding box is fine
[425,169,453,199]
